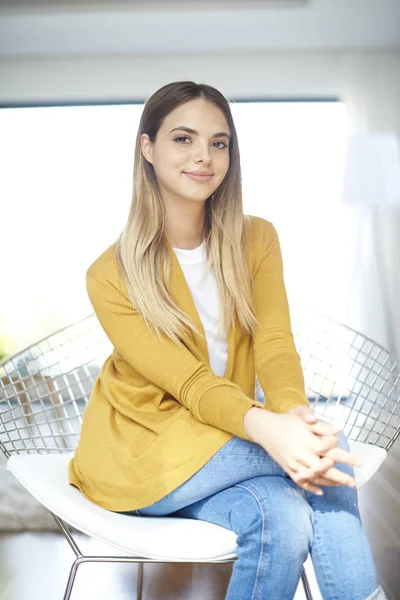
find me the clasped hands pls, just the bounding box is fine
[287,405,363,496]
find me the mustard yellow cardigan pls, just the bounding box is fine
[68,216,310,511]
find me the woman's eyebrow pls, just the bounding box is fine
[168,126,231,140]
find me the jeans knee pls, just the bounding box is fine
[283,497,314,555]
[232,483,313,559]
[230,486,269,541]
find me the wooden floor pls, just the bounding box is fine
[0,531,235,600]
[0,436,399,600]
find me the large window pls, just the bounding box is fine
[0,100,349,356]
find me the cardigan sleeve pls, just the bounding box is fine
[86,274,264,441]
[252,220,310,413]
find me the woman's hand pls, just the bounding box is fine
[244,406,361,496]
[287,405,363,493]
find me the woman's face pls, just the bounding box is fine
[141,98,230,206]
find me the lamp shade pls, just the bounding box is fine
[341,132,400,208]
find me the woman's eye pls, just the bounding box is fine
[173,136,227,148]
[213,141,227,149]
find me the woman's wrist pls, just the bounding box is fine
[243,406,277,444]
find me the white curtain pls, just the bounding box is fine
[341,49,400,358]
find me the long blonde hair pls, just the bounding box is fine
[116,81,258,344]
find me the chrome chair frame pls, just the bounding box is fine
[1,303,399,599]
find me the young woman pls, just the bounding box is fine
[69,81,387,600]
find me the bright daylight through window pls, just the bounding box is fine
[0,100,349,357]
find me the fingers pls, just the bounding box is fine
[300,408,317,423]
[294,442,361,488]
[296,464,357,488]
[308,420,342,436]
[315,472,357,488]
[289,470,324,495]
[289,454,357,495]
[313,433,340,454]
[286,418,363,495]
[298,479,324,496]
[322,447,364,468]
[292,440,337,474]
[289,406,317,421]
[295,443,362,487]
[301,456,335,475]
[308,429,364,470]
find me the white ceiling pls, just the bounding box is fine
[0,0,399,58]
[0,0,308,5]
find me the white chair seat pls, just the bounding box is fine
[7,441,386,562]
[349,440,386,488]
[7,452,238,561]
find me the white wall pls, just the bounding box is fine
[0,50,352,104]
[1,0,399,56]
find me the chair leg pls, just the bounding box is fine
[137,562,144,600]
[63,556,84,600]
[301,566,314,600]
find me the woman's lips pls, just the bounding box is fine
[184,172,214,182]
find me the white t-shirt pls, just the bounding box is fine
[172,240,228,377]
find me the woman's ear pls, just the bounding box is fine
[140,133,153,164]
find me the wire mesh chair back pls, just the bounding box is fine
[290,305,400,451]
[0,314,112,457]
[1,305,399,459]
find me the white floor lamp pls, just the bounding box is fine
[341,132,400,358]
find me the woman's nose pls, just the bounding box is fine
[194,149,212,163]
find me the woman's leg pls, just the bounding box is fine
[175,474,315,600]
[133,437,313,599]
[127,432,386,599]
[304,431,387,600]
[130,435,284,516]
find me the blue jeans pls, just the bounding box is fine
[125,431,387,600]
